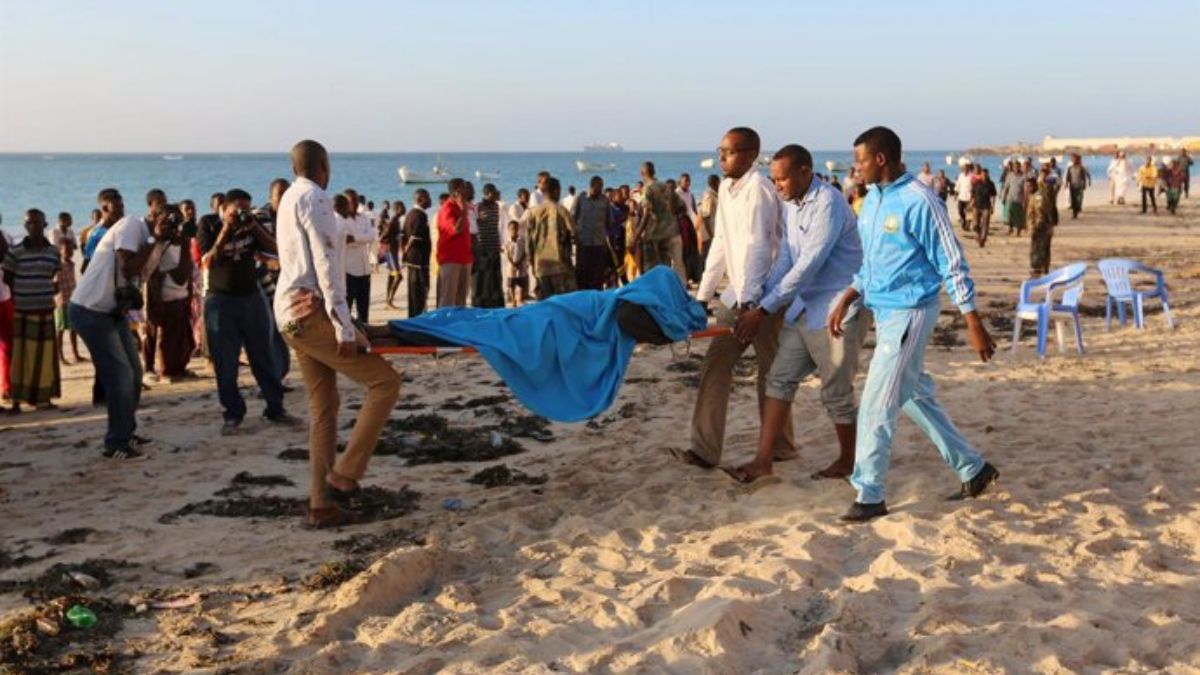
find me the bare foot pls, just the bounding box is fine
[811,462,854,480]
[722,459,774,484]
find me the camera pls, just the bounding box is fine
[236,208,258,230]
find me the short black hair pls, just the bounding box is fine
[146,188,167,206]
[25,208,45,223]
[707,174,720,189]
[180,198,195,209]
[225,188,252,204]
[853,126,902,165]
[97,187,120,203]
[414,188,430,200]
[270,177,289,192]
[567,185,576,194]
[447,178,465,194]
[772,144,813,170]
[483,183,498,198]
[642,161,656,177]
[727,127,761,154]
[58,211,72,222]
[545,176,561,194]
[537,170,551,180]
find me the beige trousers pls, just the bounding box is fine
[437,263,471,308]
[690,302,795,465]
[283,311,401,509]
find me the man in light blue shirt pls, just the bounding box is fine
[727,144,865,484]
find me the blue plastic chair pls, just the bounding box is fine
[1011,262,1088,359]
[1097,258,1174,331]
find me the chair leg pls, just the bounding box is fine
[1162,299,1174,330]
[1117,301,1126,327]
[1037,312,1048,359]
[1105,296,1113,332]
[1134,294,1145,330]
[1073,314,1085,356]
[1011,316,1022,354]
[1055,321,1066,353]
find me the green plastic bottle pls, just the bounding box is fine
[65,605,97,628]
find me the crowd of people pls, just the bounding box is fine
[0,129,1192,523]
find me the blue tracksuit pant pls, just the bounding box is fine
[850,301,986,504]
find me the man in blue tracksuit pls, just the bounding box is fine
[829,126,999,523]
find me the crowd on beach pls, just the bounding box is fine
[0,128,1191,525]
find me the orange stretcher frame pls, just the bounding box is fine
[371,325,732,356]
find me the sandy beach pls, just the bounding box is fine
[2,187,1198,673]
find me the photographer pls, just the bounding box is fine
[145,203,195,382]
[197,188,298,436]
[69,189,170,459]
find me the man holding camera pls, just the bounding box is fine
[69,189,169,459]
[197,188,299,435]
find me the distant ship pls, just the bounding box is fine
[398,156,454,184]
[163,155,184,160]
[583,142,623,152]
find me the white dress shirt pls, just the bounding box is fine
[529,189,546,208]
[273,177,355,344]
[341,212,377,277]
[696,169,781,308]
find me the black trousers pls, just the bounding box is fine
[1141,187,1157,213]
[471,251,505,308]
[1069,186,1085,218]
[406,266,429,318]
[346,274,371,323]
[957,200,970,229]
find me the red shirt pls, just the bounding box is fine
[436,200,473,265]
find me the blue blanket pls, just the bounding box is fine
[389,267,707,422]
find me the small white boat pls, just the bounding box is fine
[945,153,956,165]
[474,170,500,180]
[163,155,184,161]
[575,160,617,173]
[756,154,772,167]
[699,157,715,169]
[825,160,848,174]
[398,162,453,184]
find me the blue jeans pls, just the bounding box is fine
[850,302,985,504]
[204,292,285,422]
[261,290,290,380]
[70,303,141,448]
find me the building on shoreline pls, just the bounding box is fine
[1042,135,1200,153]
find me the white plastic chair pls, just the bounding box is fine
[1011,262,1088,359]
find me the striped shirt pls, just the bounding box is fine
[476,200,502,254]
[3,238,61,312]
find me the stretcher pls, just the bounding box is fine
[370,325,732,356]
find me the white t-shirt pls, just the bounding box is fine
[49,227,77,249]
[159,244,190,302]
[71,216,150,313]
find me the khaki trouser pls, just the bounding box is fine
[668,235,687,286]
[691,302,795,465]
[283,311,401,509]
[437,263,471,308]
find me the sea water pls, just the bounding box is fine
[0,151,1118,235]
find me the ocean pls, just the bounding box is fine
[0,151,1118,235]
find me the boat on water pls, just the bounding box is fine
[474,170,500,180]
[163,155,184,161]
[945,153,956,166]
[699,157,715,169]
[824,160,848,174]
[583,142,623,152]
[575,160,617,173]
[398,160,454,184]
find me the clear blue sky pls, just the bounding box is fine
[1,0,1197,152]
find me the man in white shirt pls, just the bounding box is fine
[69,188,169,459]
[529,171,550,208]
[675,127,795,469]
[341,188,376,323]
[274,140,401,529]
[954,164,974,231]
[917,162,935,187]
[560,185,578,214]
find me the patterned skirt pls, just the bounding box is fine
[11,310,61,405]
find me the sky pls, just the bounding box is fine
[1,0,1198,153]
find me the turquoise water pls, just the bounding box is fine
[0,151,1115,234]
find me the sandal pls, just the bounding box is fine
[325,472,362,505]
[303,506,363,530]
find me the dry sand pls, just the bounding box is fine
[2,187,1198,673]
